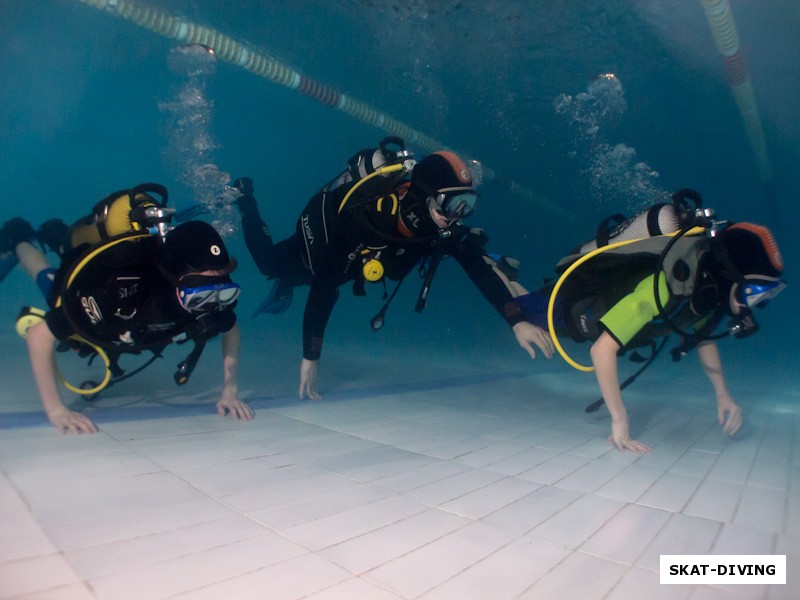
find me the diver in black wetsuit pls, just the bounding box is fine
[0,186,253,434]
[235,148,554,400]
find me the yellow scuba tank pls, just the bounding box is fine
[69,183,172,248]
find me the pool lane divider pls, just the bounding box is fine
[76,0,569,219]
[700,0,773,183]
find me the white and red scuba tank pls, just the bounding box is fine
[576,189,702,254]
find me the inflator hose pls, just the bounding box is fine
[338,163,406,213]
[547,238,647,372]
[57,335,113,395]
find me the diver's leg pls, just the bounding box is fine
[0,218,58,300]
[16,241,50,280]
[37,219,70,256]
[234,177,279,276]
[17,242,58,301]
[233,177,310,282]
[1,218,34,283]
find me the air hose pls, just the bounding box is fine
[58,336,114,395]
[338,162,409,213]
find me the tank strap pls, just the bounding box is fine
[595,213,626,248]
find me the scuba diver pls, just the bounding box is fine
[491,190,786,453]
[0,183,253,434]
[234,138,554,400]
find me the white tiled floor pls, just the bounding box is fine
[0,333,798,599]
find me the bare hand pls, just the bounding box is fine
[216,392,254,421]
[47,407,98,434]
[608,419,651,454]
[717,393,742,435]
[300,358,322,400]
[512,321,555,359]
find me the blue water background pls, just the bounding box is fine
[1,0,798,392]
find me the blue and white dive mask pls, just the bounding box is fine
[736,276,786,310]
[177,274,240,313]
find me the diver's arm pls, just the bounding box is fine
[299,280,339,400]
[697,340,742,435]
[454,247,523,322]
[302,280,339,361]
[454,244,554,359]
[26,320,98,434]
[590,331,651,453]
[216,322,253,421]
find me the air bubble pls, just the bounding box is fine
[159,44,238,236]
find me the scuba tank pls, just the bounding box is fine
[575,189,702,254]
[324,136,414,201]
[68,183,175,250]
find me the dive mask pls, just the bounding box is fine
[177,275,240,313]
[429,187,480,222]
[735,276,787,310]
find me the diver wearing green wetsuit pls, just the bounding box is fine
[497,218,786,453]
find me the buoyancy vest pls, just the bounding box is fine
[37,185,220,395]
[547,223,718,372]
[555,233,709,305]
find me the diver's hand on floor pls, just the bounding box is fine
[717,393,742,435]
[216,393,254,422]
[47,407,98,434]
[512,321,555,359]
[608,419,651,454]
[300,358,322,401]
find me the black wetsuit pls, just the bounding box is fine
[239,184,525,360]
[45,237,236,351]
